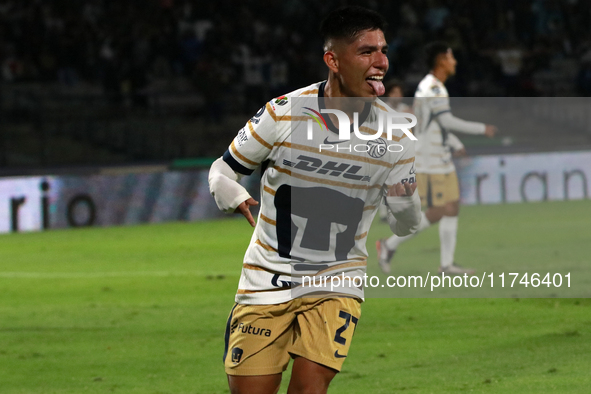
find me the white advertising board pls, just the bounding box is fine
[456,151,590,205]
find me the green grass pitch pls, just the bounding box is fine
[0,200,590,393]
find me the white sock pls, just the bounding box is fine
[384,211,431,250]
[439,215,458,268]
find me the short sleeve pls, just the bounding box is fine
[223,102,278,175]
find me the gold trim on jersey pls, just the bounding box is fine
[315,260,367,277]
[256,239,278,252]
[354,232,368,240]
[272,165,383,190]
[363,205,376,211]
[263,186,276,196]
[382,157,415,184]
[242,263,285,276]
[260,214,277,226]
[265,103,305,122]
[248,121,273,149]
[266,102,277,121]
[419,164,452,169]
[231,140,259,167]
[372,102,388,112]
[395,157,415,165]
[300,89,319,95]
[286,116,309,122]
[242,263,267,271]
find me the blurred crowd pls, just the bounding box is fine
[2,0,591,113]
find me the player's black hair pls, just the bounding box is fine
[320,6,386,48]
[384,79,404,96]
[425,41,450,69]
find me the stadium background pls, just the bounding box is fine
[1,0,590,393]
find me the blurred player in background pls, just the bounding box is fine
[209,7,421,394]
[378,79,464,220]
[377,42,497,275]
[382,79,411,113]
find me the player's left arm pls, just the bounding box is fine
[208,157,259,226]
[384,143,421,236]
[209,102,279,226]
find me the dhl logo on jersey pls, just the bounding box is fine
[282,155,371,182]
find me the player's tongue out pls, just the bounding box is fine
[366,77,385,96]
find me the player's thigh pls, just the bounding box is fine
[289,297,361,373]
[224,302,295,377]
[287,356,337,394]
[444,200,460,216]
[228,374,282,394]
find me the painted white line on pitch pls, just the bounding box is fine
[0,271,238,279]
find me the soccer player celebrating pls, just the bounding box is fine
[376,42,497,275]
[209,7,421,394]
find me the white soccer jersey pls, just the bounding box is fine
[413,74,483,174]
[223,81,416,304]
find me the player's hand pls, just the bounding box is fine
[387,182,417,197]
[453,147,467,157]
[484,125,497,138]
[235,198,259,227]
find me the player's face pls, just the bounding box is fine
[334,29,389,97]
[442,49,457,76]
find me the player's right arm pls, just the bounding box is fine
[436,111,495,135]
[208,102,278,225]
[420,85,496,137]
